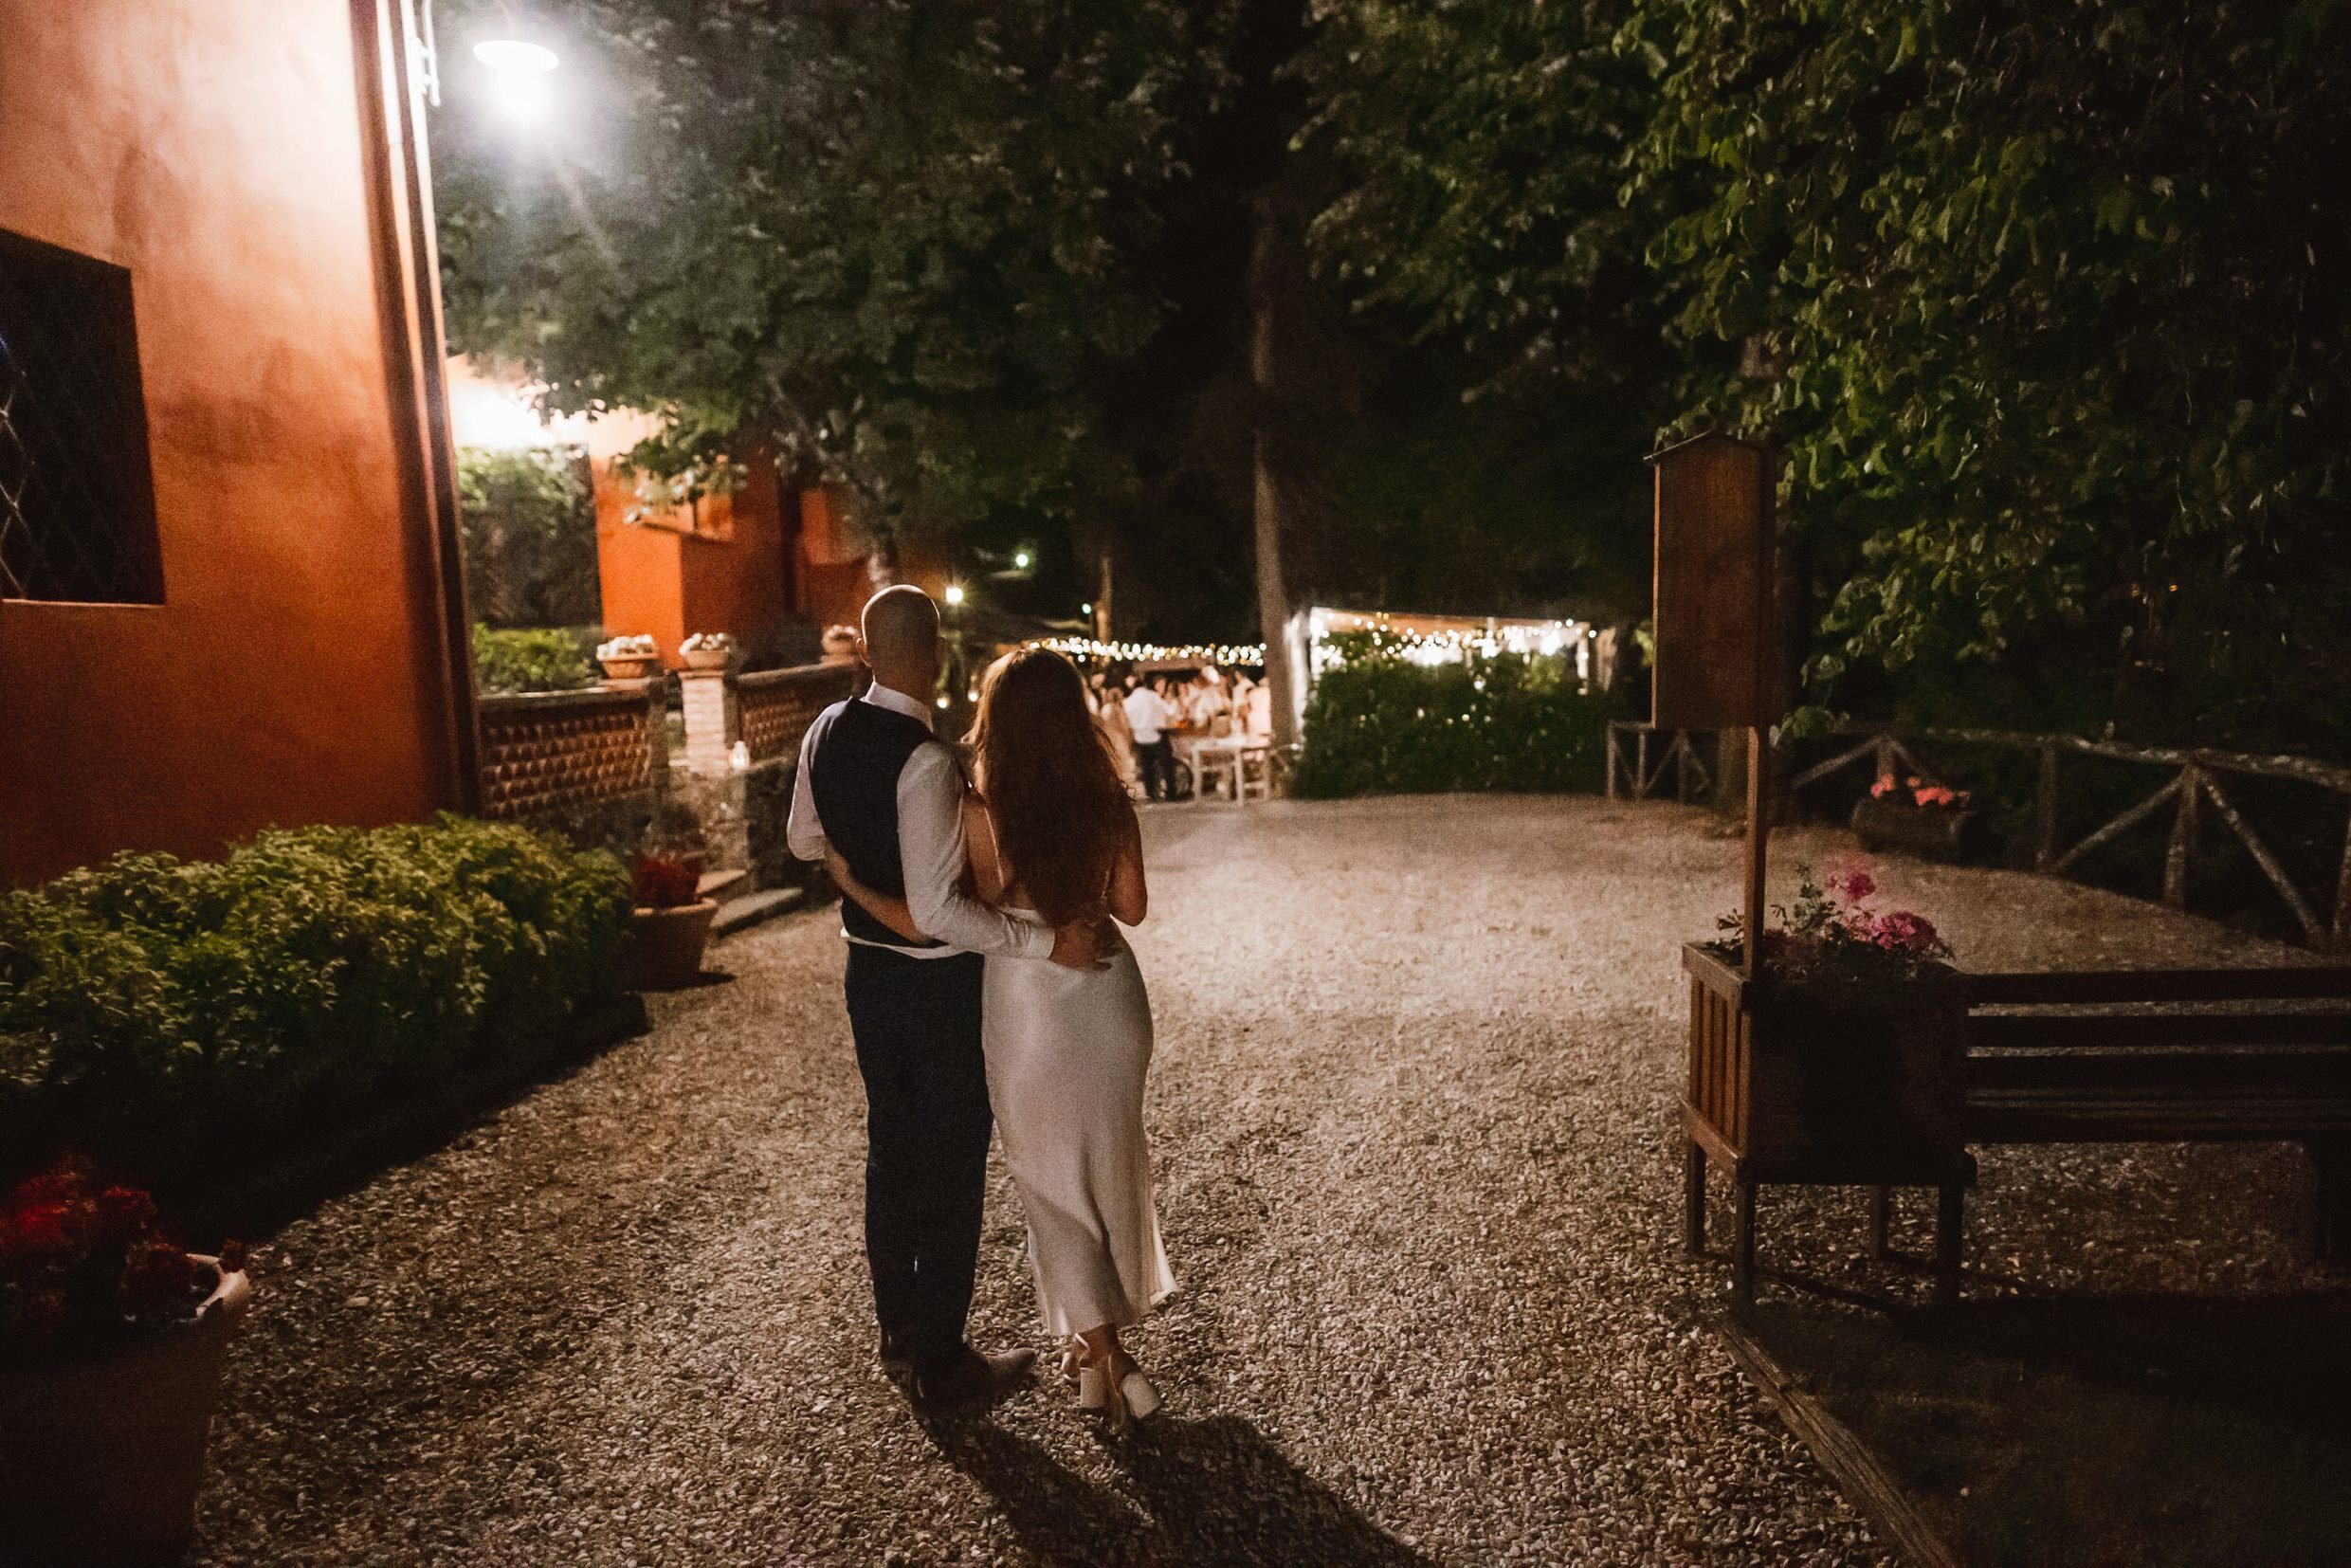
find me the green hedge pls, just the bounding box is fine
[1291,644,1611,797]
[0,817,629,1182]
[473,624,599,694]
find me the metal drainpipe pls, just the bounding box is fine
[355,0,483,813]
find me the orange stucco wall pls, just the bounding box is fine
[594,451,799,664]
[0,0,463,885]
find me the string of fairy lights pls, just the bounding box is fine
[1023,617,1596,675]
[1028,635,1268,666]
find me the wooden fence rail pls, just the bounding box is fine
[1608,720,2351,948]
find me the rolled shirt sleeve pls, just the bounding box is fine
[784,706,836,862]
[897,741,1057,959]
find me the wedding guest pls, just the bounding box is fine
[1124,678,1176,801]
[1241,677,1273,739]
[1092,671,1140,796]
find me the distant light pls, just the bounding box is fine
[943,584,966,606]
[1013,550,1033,571]
[935,695,951,709]
[475,39,558,119]
[1081,602,1093,616]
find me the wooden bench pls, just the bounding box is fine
[1871,966,2351,1296]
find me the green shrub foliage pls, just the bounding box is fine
[472,625,598,695]
[1293,635,1610,798]
[458,447,600,629]
[0,817,629,1180]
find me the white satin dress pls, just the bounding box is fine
[981,874,1176,1338]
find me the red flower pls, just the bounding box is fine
[9,1202,81,1263]
[94,1186,158,1247]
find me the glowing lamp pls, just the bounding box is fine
[943,584,966,606]
[475,39,559,119]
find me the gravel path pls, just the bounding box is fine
[189,796,2322,1566]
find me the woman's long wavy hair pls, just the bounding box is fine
[970,648,1128,926]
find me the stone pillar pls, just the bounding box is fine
[677,668,749,873]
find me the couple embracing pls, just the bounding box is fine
[787,586,1176,1428]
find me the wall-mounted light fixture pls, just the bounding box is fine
[474,38,559,119]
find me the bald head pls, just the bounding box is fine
[860,585,940,697]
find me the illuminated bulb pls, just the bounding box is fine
[1013,550,1033,570]
[475,39,558,120]
[943,584,965,606]
[935,695,951,709]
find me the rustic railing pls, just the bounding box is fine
[738,663,856,765]
[477,684,669,822]
[1609,720,2351,948]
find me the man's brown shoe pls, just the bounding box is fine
[911,1344,1038,1412]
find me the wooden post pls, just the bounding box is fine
[1934,1182,1965,1304]
[2035,742,2059,871]
[2164,764,2201,909]
[1870,1186,1894,1260]
[1636,728,1651,801]
[1606,726,1622,802]
[1685,1142,1708,1254]
[1743,724,1770,977]
[2334,808,2351,950]
[1734,1180,1759,1304]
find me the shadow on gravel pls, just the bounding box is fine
[934,1415,1432,1566]
[1742,1293,2351,1567]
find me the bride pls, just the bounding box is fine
[827,647,1176,1427]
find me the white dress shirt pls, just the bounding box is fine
[787,683,1056,960]
[1122,686,1172,744]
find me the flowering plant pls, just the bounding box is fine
[679,631,734,654]
[0,1161,241,1358]
[630,852,704,909]
[596,633,660,662]
[1713,862,1954,978]
[1869,775,1972,811]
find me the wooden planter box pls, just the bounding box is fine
[1682,941,1974,1301]
[1850,796,1977,862]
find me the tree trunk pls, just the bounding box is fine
[1095,540,1114,643]
[1250,201,1303,749]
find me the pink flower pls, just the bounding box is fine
[1827,866,1876,904]
[1869,778,1897,800]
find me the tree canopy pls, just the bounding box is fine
[434,0,1226,541]
[1304,0,2351,749]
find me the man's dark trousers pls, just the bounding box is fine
[843,942,992,1372]
[1139,736,1176,800]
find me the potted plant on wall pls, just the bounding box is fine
[629,848,719,991]
[596,633,664,684]
[1851,774,1978,861]
[0,1161,251,1566]
[678,631,735,673]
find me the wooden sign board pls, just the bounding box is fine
[1649,432,1776,731]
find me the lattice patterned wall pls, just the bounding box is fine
[478,686,667,821]
[740,665,855,764]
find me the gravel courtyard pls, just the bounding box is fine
[189,795,2321,1566]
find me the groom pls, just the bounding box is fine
[787,586,1106,1409]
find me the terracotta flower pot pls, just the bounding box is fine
[680,647,731,672]
[629,899,720,991]
[0,1257,251,1568]
[599,654,663,684]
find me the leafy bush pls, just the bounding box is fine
[459,446,599,629]
[473,624,598,694]
[1292,637,1611,797]
[0,817,629,1184]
